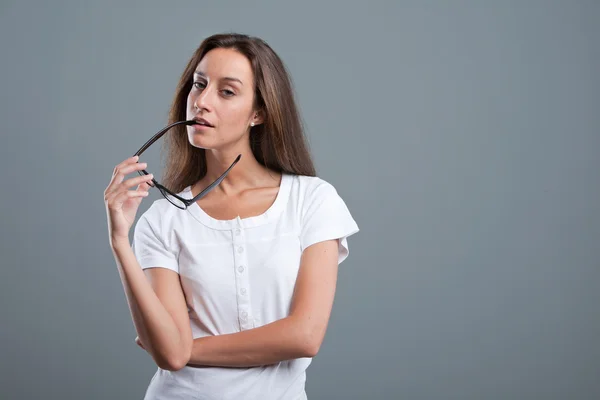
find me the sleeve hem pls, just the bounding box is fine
[138,258,179,274]
[301,226,359,264]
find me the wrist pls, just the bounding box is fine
[110,236,131,250]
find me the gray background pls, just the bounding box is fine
[0,0,598,399]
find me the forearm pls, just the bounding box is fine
[187,316,314,368]
[111,238,188,370]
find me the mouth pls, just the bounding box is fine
[192,117,214,128]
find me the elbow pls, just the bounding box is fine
[292,316,326,358]
[299,328,323,358]
[302,342,320,358]
[152,336,192,371]
[167,360,187,372]
[155,347,191,371]
[158,354,188,371]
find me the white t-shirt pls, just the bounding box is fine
[131,172,359,400]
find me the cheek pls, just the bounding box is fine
[186,94,195,113]
[222,103,250,126]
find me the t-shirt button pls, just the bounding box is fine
[238,265,245,273]
[240,288,247,295]
[234,228,241,236]
[237,246,244,254]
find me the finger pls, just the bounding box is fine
[105,162,148,195]
[120,178,154,204]
[125,182,152,207]
[107,188,150,205]
[136,180,152,193]
[114,161,148,180]
[135,337,145,349]
[113,156,140,176]
[121,173,154,191]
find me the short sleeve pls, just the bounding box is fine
[131,213,179,273]
[300,182,359,264]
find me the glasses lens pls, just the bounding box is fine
[133,119,205,209]
[158,186,187,209]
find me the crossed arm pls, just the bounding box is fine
[130,239,340,369]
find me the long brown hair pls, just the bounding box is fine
[160,33,316,193]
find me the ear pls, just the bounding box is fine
[252,110,265,126]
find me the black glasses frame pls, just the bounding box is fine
[133,119,241,210]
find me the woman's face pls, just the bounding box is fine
[186,48,259,150]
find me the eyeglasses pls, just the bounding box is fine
[133,119,241,210]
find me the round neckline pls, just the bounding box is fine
[182,173,292,230]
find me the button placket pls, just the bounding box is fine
[232,219,252,330]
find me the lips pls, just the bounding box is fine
[193,117,214,127]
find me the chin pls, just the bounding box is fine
[188,136,212,150]
[187,133,225,151]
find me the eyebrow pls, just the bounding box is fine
[193,71,243,86]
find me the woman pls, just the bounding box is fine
[104,33,359,400]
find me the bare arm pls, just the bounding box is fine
[112,239,192,371]
[104,156,192,371]
[185,239,339,368]
[187,316,310,368]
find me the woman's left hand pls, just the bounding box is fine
[135,336,146,350]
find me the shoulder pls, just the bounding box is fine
[288,174,359,256]
[135,197,180,232]
[288,174,339,200]
[286,174,344,217]
[133,197,186,253]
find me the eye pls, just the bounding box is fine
[221,89,235,97]
[193,81,206,90]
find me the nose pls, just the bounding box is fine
[193,84,215,112]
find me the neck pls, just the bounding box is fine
[200,145,280,196]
